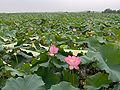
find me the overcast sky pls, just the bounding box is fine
[0,0,120,12]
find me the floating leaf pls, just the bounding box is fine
[64,49,87,56]
[5,66,24,76]
[84,72,110,90]
[49,81,79,90]
[2,42,17,49]
[20,48,40,57]
[2,74,45,90]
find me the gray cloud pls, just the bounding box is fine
[0,0,120,12]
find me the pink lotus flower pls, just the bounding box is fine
[64,56,81,70]
[49,45,59,56]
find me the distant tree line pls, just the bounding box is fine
[102,8,120,13]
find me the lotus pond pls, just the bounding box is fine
[0,12,120,90]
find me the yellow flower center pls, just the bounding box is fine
[70,59,76,63]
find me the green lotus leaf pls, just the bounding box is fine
[84,72,110,90]
[49,81,79,90]
[2,74,45,90]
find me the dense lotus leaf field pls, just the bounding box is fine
[0,12,120,90]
